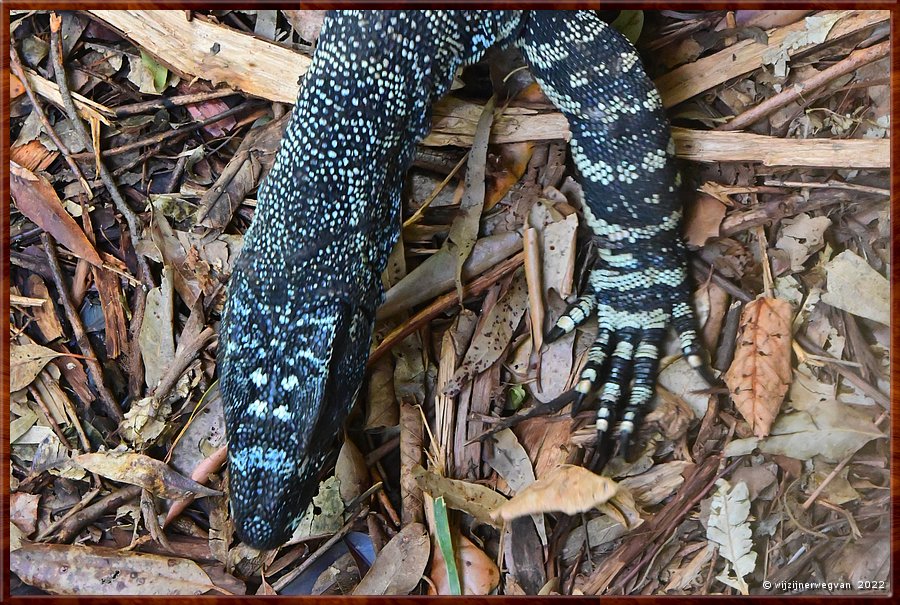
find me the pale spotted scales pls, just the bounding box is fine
[219,10,704,549]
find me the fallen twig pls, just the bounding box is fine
[43,234,123,423]
[368,252,525,367]
[49,13,153,288]
[9,45,92,198]
[719,40,889,131]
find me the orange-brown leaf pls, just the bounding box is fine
[428,534,500,595]
[724,297,793,438]
[10,73,25,98]
[10,163,102,266]
[492,464,618,521]
[684,192,726,247]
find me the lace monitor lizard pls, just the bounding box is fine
[220,10,705,550]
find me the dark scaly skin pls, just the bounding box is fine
[219,10,703,550]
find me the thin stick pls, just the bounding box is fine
[403,151,468,228]
[150,327,216,402]
[271,506,369,593]
[56,485,142,543]
[763,179,889,197]
[49,13,153,288]
[43,234,123,423]
[113,89,239,117]
[9,45,92,198]
[368,252,525,367]
[69,101,260,160]
[36,488,101,541]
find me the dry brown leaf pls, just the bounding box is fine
[411,465,506,527]
[492,464,618,522]
[335,436,368,506]
[684,193,726,247]
[139,266,176,390]
[428,533,500,595]
[282,10,327,43]
[10,492,40,536]
[10,162,102,266]
[485,141,533,210]
[10,342,65,392]
[446,96,495,301]
[443,269,528,396]
[352,522,430,595]
[822,250,890,325]
[724,297,793,438]
[11,543,218,595]
[75,451,222,500]
[619,461,693,507]
[10,72,25,98]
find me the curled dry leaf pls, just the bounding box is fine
[74,451,222,500]
[428,533,500,595]
[11,543,218,595]
[724,296,793,438]
[492,464,618,522]
[352,522,430,595]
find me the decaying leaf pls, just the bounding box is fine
[335,437,369,507]
[139,265,176,390]
[11,543,219,595]
[353,522,430,595]
[443,269,528,396]
[774,213,831,272]
[619,460,692,507]
[10,342,64,392]
[724,296,793,438]
[10,492,40,536]
[120,395,171,446]
[485,428,546,543]
[821,250,890,325]
[684,193,726,247]
[761,12,842,77]
[664,543,715,592]
[707,480,756,595]
[492,465,618,522]
[10,162,102,266]
[723,399,884,462]
[288,475,344,543]
[445,97,495,301]
[74,451,222,500]
[411,465,507,528]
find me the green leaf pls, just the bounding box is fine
[611,11,644,45]
[507,384,527,410]
[140,50,168,93]
[433,497,461,596]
